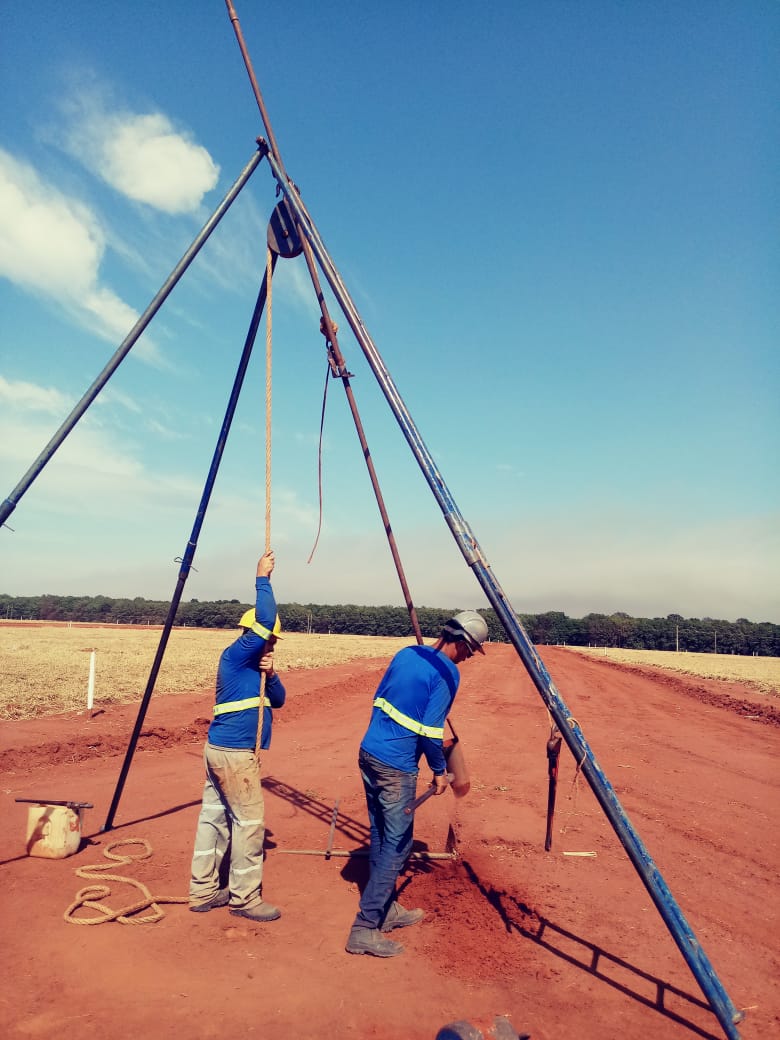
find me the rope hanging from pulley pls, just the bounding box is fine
[254,245,274,760]
[306,358,331,565]
[264,244,273,551]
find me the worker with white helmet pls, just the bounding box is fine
[346,610,488,958]
[189,549,285,922]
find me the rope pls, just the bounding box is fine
[254,245,274,759]
[543,710,588,840]
[546,708,586,770]
[306,359,331,564]
[558,716,588,836]
[264,245,273,550]
[64,838,188,925]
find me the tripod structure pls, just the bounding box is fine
[0,5,743,1038]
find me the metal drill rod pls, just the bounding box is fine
[276,849,456,861]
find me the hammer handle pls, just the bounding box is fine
[404,774,454,815]
[15,798,93,808]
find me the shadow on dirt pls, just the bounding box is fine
[460,858,721,1040]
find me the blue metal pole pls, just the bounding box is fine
[262,147,743,1040]
[102,252,277,833]
[0,149,263,531]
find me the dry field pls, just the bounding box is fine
[2,623,778,721]
[570,645,780,696]
[0,622,412,720]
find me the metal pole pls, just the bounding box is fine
[259,149,743,1040]
[102,255,276,832]
[275,849,456,861]
[0,149,263,530]
[298,244,424,644]
[224,0,287,179]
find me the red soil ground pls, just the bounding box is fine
[0,645,777,1040]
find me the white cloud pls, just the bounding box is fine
[62,90,219,214]
[0,410,138,483]
[105,114,219,213]
[97,386,142,414]
[0,149,162,364]
[75,284,163,366]
[0,150,103,297]
[0,375,72,417]
[145,418,187,440]
[0,375,172,490]
[0,370,318,594]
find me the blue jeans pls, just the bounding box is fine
[354,748,418,929]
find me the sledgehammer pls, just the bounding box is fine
[404,773,454,815]
[15,798,93,809]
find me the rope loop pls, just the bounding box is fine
[64,838,187,925]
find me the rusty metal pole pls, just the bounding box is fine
[298,246,424,644]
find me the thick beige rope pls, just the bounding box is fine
[254,245,274,759]
[64,838,188,925]
[264,245,272,550]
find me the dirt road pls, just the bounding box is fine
[1,645,777,1039]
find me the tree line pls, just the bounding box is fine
[1,594,778,656]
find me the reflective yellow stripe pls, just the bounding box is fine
[249,621,273,639]
[372,697,444,739]
[213,696,271,717]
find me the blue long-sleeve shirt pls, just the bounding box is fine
[360,645,460,774]
[207,576,285,750]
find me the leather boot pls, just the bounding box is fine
[345,926,404,957]
[380,900,425,932]
[229,901,281,922]
[189,889,229,913]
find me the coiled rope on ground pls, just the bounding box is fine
[64,837,188,925]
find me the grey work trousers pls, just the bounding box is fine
[189,743,266,909]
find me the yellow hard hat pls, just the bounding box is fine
[238,609,283,639]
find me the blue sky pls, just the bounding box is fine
[1,1,778,623]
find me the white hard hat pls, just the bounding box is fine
[442,610,488,654]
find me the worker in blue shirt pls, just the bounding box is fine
[346,610,488,957]
[189,549,285,922]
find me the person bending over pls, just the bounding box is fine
[346,610,488,957]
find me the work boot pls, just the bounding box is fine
[380,900,425,933]
[189,889,229,913]
[229,901,282,923]
[345,926,404,957]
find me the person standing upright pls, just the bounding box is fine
[346,610,488,957]
[189,549,285,922]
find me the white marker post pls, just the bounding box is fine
[87,650,96,715]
